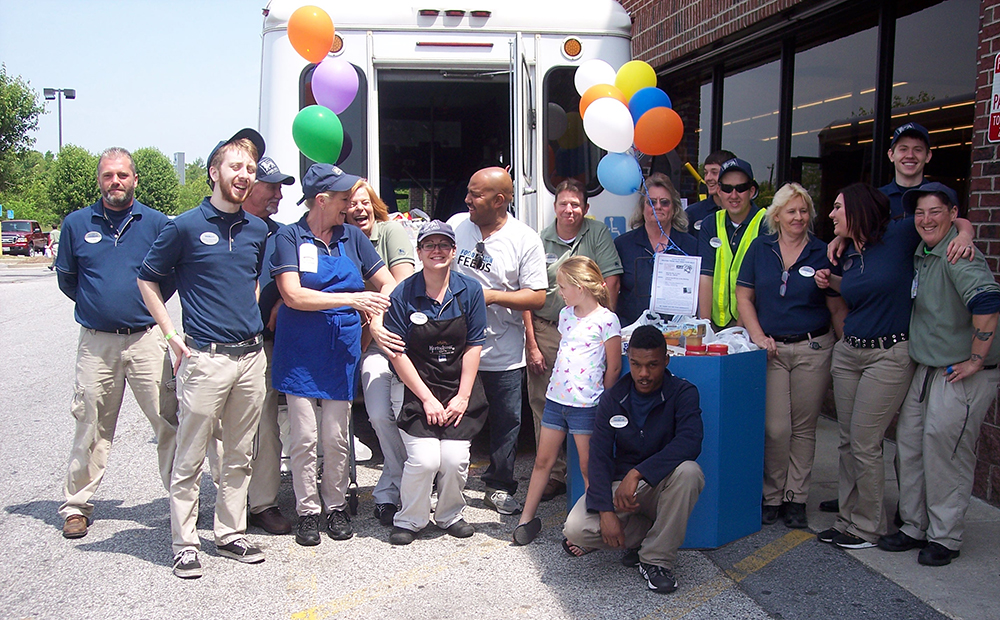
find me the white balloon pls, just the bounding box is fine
[574,59,617,97]
[583,98,634,153]
[547,102,568,141]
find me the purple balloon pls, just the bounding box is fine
[312,58,359,114]
[336,132,353,165]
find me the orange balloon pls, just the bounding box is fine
[634,107,684,155]
[579,84,628,119]
[288,5,335,64]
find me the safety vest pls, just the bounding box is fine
[712,208,766,327]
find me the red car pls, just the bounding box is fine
[2,220,48,256]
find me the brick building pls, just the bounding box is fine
[614,0,1000,505]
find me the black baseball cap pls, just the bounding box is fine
[206,128,266,187]
[416,220,456,245]
[890,122,930,149]
[297,163,362,205]
[902,182,959,214]
[256,157,294,185]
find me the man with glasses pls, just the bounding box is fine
[449,167,547,515]
[685,150,737,232]
[697,158,766,329]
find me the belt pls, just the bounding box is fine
[101,325,155,335]
[185,334,263,356]
[768,325,830,344]
[844,332,908,349]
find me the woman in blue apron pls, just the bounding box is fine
[381,221,489,545]
[271,164,396,546]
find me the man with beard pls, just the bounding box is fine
[138,129,270,579]
[55,147,179,540]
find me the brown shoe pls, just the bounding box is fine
[541,478,567,502]
[63,515,88,539]
[248,507,292,535]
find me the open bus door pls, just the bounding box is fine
[511,32,538,228]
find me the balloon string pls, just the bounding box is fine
[634,152,688,256]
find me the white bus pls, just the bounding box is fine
[259,0,634,232]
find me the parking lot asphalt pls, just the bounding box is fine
[2,261,997,620]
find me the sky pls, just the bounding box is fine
[0,0,265,162]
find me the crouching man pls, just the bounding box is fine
[563,325,704,593]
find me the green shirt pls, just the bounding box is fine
[910,225,1000,367]
[364,219,414,292]
[535,217,623,322]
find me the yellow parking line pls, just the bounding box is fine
[725,529,814,582]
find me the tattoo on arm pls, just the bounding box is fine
[974,329,994,342]
[971,353,984,362]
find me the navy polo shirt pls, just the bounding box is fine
[257,217,282,338]
[698,207,767,275]
[835,217,920,338]
[270,216,384,281]
[56,200,176,332]
[736,233,836,335]
[614,226,697,327]
[385,270,487,348]
[139,198,268,347]
[879,178,927,219]
[685,197,719,232]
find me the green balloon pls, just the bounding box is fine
[292,105,344,164]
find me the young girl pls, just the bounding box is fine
[513,256,621,545]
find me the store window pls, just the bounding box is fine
[543,67,603,195]
[721,60,780,201]
[697,80,712,173]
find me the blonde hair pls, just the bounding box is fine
[765,182,816,235]
[350,179,390,221]
[630,172,689,233]
[557,256,609,308]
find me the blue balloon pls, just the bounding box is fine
[628,87,672,124]
[597,152,643,196]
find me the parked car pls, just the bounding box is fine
[2,220,49,256]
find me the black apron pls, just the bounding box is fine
[397,293,488,440]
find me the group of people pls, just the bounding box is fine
[52,119,994,594]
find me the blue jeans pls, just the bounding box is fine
[479,369,523,494]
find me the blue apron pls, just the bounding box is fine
[273,239,364,400]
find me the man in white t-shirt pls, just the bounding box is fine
[448,167,547,514]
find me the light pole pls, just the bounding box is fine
[43,88,76,151]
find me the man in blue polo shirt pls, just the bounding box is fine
[879,123,932,218]
[138,128,269,579]
[55,147,178,540]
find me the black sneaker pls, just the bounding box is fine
[621,548,640,567]
[445,519,474,538]
[782,502,808,529]
[918,542,960,566]
[877,530,927,552]
[761,504,780,525]
[832,532,875,549]
[818,498,839,513]
[172,549,202,579]
[296,514,321,547]
[638,562,678,593]
[374,503,398,528]
[217,537,265,563]
[327,509,353,540]
[390,527,417,545]
[816,527,840,543]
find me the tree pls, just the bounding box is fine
[133,147,180,214]
[0,64,46,193]
[48,145,99,220]
[0,150,57,225]
[177,157,209,213]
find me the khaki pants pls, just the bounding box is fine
[286,396,350,516]
[248,339,283,513]
[60,326,178,520]
[394,430,471,531]
[762,332,834,506]
[897,364,998,550]
[831,340,914,542]
[563,461,704,568]
[526,315,567,483]
[170,347,265,554]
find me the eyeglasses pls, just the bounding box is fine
[471,241,487,270]
[719,181,753,194]
[779,270,789,297]
[647,198,672,208]
[419,242,454,252]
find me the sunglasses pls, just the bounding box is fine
[719,181,753,194]
[647,197,672,207]
[419,242,454,252]
[471,241,487,270]
[779,270,789,297]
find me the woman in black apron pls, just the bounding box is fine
[381,221,489,545]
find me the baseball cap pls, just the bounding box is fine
[718,158,756,183]
[206,128,266,187]
[297,163,362,205]
[890,122,930,149]
[902,182,959,214]
[256,157,294,185]
[416,220,456,245]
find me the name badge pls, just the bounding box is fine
[798,266,816,278]
[610,415,629,429]
[693,220,702,231]
[200,232,219,246]
[709,237,723,249]
[545,253,558,265]
[299,242,318,273]
[84,231,102,244]
[410,312,428,325]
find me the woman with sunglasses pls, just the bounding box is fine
[614,172,697,327]
[814,183,975,549]
[345,179,415,528]
[735,183,846,530]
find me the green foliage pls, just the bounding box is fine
[756,181,775,209]
[0,64,46,193]
[0,150,57,225]
[48,144,99,220]
[177,157,208,213]
[133,147,180,214]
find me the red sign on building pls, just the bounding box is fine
[990,53,1000,142]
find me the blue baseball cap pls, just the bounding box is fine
[890,122,930,148]
[902,182,959,214]
[718,157,755,183]
[297,163,362,205]
[417,220,456,244]
[256,157,294,185]
[206,128,266,187]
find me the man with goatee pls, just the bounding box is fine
[138,129,270,579]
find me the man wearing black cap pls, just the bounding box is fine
[243,157,295,536]
[138,128,270,578]
[880,122,932,218]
